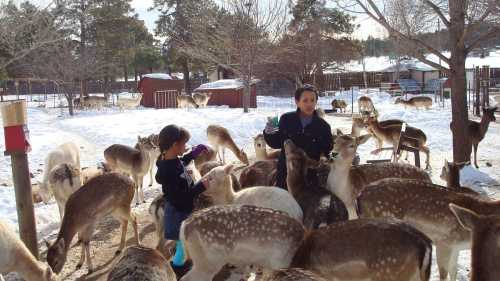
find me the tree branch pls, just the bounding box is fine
[466,26,500,53]
[422,0,450,28]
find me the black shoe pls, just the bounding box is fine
[170,260,192,279]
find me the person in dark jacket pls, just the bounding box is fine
[155,124,209,278]
[263,84,333,189]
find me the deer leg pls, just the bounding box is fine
[421,146,431,169]
[149,166,154,187]
[76,242,86,270]
[139,175,145,203]
[436,244,458,281]
[84,242,94,274]
[473,143,479,168]
[132,176,140,206]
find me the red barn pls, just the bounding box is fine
[193,79,258,108]
[138,73,184,108]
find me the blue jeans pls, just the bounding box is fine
[164,201,191,240]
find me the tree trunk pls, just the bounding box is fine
[449,0,470,164]
[124,65,128,82]
[243,78,250,113]
[182,57,191,95]
[80,0,88,98]
[134,68,138,82]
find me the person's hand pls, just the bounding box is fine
[264,117,279,134]
[191,144,208,158]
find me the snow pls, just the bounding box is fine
[142,73,173,80]
[195,79,259,90]
[0,91,499,281]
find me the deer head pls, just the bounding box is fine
[483,107,497,122]
[47,238,66,274]
[332,134,371,160]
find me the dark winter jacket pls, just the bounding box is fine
[263,109,333,189]
[155,151,205,212]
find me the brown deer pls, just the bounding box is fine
[117,93,143,110]
[395,96,433,110]
[46,173,140,274]
[291,218,432,281]
[179,205,305,281]
[466,106,497,168]
[192,92,212,107]
[239,160,277,188]
[207,125,249,165]
[284,139,348,228]
[136,134,161,187]
[254,134,280,161]
[104,137,153,204]
[193,146,217,171]
[367,116,431,169]
[449,203,500,281]
[351,116,403,138]
[356,178,500,281]
[331,99,347,113]
[107,246,175,281]
[358,96,377,116]
[263,268,328,281]
[327,132,431,218]
[176,94,199,108]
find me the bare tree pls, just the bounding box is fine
[175,0,289,112]
[336,0,500,164]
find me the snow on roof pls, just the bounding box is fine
[195,79,259,90]
[380,59,437,72]
[142,73,173,80]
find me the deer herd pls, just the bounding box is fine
[1,93,498,281]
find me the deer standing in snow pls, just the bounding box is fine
[207,125,249,165]
[465,106,497,168]
[176,95,199,108]
[356,178,500,281]
[327,132,431,218]
[47,163,82,219]
[440,160,486,197]
[117,93,143,110]
[449,203,500,281]
[104,137,153,204]
[192,92,212,107]
[0,220,58,281]
[395,96,432,110]
[46,173,140,275]
[136,134,161,187]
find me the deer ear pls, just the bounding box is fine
[449,203,478,231]
[336,129,343,136]
[224,164,234,174]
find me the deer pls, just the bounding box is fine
[46,173,140,275]
[358,96,377,116]
[38,142,81,204]
[355,178,500,281]
[331,99,347,113]
[239,159,277,188]
[206,124,249,165]
[81,162,112,185]
[326,132,432,219]
[179,205,305,281]
[0,219,58,281]
[395,96,432,110]
[465,106,497,168]
[367,116,431,169]
[192,92,212,107]
[117,93,143,110]
[136,134,161,187]
[47,163,82,219]
[440,160,486,197]
[284,139,348,228]
[254,134,280,161]
[104,136,153,205]
[263,268,328,281]
[449,203,500,281]
[291,218,432,281]
[107,245,175,281]
[176,94,199,108]
[81,96,108,110]
[351,116,403,138]
[192,145,217,172]
[201,164,303,221]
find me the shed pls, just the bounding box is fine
[138,73,184,108]
[381,60,440,84]
[193,79,258,108]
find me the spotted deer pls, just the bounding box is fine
[46,173,140,275]
[104,137,153,204]
[284,140,348,228]
[440,160,485,197]
[207,125,249,165]
[466,106,497,168]
[367,116,431,169]
[107,246,175,281]
[176,94,199,108]
[192,92,212,107]
[395,96,432,110]
[327,133,432,218]
[356,178,500,281]
[291,218,432,281]
[179,205,305,281]
[449,203,500,281]
[254,134,280,161]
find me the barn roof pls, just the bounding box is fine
[195,79,259,91]
[142,73,173,80]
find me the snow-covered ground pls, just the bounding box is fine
[0,90,499,281]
